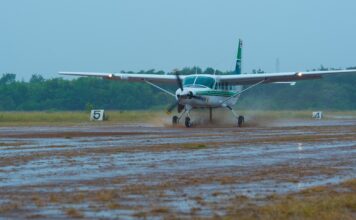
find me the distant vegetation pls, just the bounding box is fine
[0,66,355,111]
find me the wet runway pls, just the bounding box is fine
[0,119,355,219]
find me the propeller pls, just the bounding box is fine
[174,69,183,91]
[187,91,206,101]
[178,91,206,101]
[166,69,181,114]
[166,69,206,114]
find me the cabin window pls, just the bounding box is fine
[216,82,223,90]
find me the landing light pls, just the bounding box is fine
[297,72,303,77]
[108,74,113,78]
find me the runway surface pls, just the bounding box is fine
[0,119,355,219]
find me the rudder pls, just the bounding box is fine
[235,39,243,74]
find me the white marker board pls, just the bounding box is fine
[312,111,323,119]
[90,110,105,121]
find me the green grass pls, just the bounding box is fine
[224,178,356,220]
[183,143,208,149]
[237,110,356,119]
[0,110,355,126]
[0,111,165,126]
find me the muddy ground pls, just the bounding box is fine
[0,118,355,219]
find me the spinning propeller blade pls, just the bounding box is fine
[187,91,206,101]
[174,69,183,91]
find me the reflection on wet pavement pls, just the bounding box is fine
[0,119,355,219]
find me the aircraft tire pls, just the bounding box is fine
[172,116,178,125]
[185,117,192,128]
[238,116,244,127]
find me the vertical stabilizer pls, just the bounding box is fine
[235,39,243,74]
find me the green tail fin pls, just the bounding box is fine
[235,39,243,74]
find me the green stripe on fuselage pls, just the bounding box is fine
[196,90,235,97]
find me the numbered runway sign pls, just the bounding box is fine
[90,109,105,121]
[312,111,323,119]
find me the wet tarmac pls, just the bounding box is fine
[0,119,355,219]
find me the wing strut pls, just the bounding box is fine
[144,80,176,97]
[221,79,266,105]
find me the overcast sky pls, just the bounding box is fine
[1,0,356,80]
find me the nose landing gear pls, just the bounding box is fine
[172,115,192,128]
[172,105,193,128]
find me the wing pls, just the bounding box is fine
[59,71,177,84]
[217,69,356,85]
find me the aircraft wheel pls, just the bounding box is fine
[172,116,178,125]
[185,117,192,128]
[237,115,244,127]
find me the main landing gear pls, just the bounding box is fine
[237,115,245,127]
[227,106,244,127]
[173,106,244,128]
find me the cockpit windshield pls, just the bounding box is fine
[183,76,215,88]
[195,76,215,88]
[183,76,196,86]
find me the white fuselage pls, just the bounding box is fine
[175,74,242,108]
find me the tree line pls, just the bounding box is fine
[0,66,355,111]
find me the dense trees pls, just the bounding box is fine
[0,67,355,111]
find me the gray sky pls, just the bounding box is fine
[1,0,356,80]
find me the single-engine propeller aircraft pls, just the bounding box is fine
[60,39,356,127]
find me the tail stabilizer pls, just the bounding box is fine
[235,39,243,74]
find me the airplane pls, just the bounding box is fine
[59,39,356,128]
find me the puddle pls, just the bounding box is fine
[0,120,355,219]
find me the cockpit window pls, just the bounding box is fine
[183,76,196,86]
[183,76,215,88]
[195,76,215,88]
